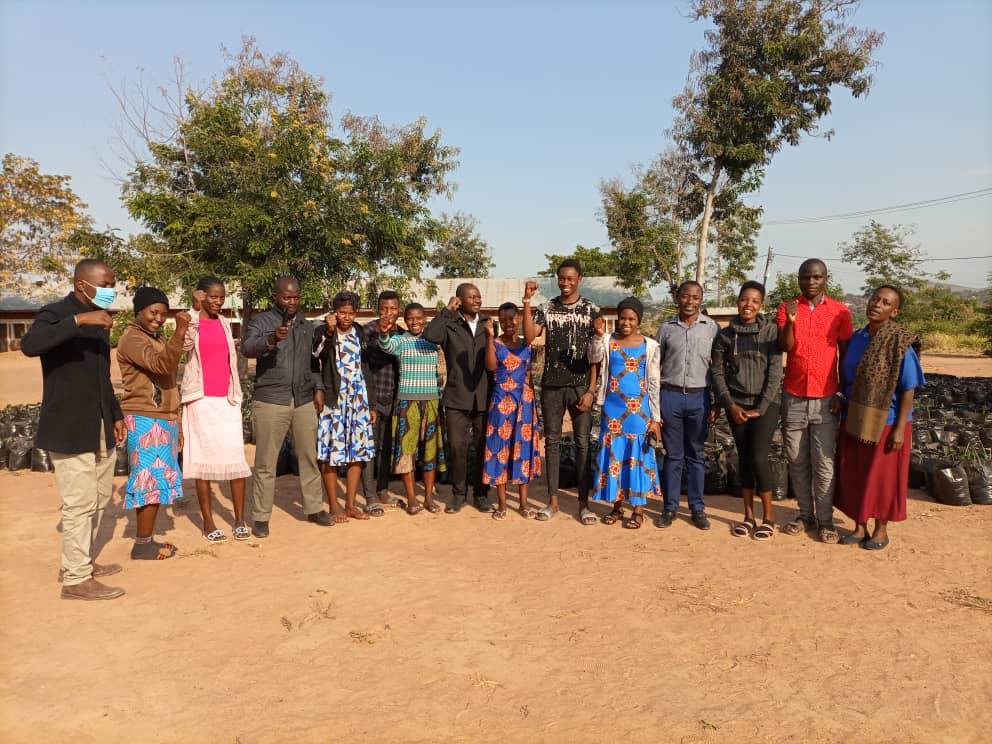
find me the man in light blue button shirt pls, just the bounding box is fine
[655,281,720,529]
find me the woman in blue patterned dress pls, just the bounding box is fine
[482,303,542,520]
[588,297,662,529]
[312,291,377,523]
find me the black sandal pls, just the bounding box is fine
[733,518,756,538]
[753,521,775,541]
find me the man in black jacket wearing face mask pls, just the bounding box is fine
[21,259,127,600]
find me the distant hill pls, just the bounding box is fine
[844,281,988,307]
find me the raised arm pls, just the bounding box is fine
[422,297,459,345]
[521,280,541,344]
[484,319,498,372]
[778,300,797,352]
[21,308,111,357]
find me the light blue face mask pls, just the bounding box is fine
[82,279,116,309]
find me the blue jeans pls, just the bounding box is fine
[660,389,710,512]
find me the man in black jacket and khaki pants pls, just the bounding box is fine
[423,283,493,513]
[21,259,127,600]
[242,276,331,538]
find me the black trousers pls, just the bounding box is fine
[445,407,487,502]
[727,402,781,492]
[541,384,592,501]
[361,402,395,500]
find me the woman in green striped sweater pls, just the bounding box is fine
[378,303,447,514]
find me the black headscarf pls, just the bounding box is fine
[616,296,643,322]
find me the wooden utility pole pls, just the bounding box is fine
[762,247,774,288]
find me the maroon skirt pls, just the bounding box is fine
[836,421,911,523]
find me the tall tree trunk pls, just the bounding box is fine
[696,164,721,284]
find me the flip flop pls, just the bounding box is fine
[406,502,424,516]
[424,501,442,514]
[233,525,251,541]
[579,507,598,526]
[346,509,370,521]
[492,509,507,521]
[534,506,556,522]
[365,501,386,517]
[518,506,535,519]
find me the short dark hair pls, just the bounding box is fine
[799,258,828,274]
[738,280,766,300]
[404,302,425,316]
[455,283,477,300]
[676,280,703,296]
[74,258,110,281]
[332,290,360,310]
[273,275,299,293]
[196,275,225,292]
[378,290,400,304]
[498,302,519,315]
[557,258,583,277]
[873,284,904,310]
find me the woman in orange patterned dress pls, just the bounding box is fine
[482,303,542,520]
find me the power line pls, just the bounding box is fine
[763,188,992,225]
[773,252,992,262]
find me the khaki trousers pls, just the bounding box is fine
[251,400,324,521]
[50,427,115,586]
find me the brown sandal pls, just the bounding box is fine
[623,511,644,529]
[602,504,624,525]
[406,502,424,516]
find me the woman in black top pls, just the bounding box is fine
[710,281,784,541]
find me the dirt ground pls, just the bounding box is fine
[1,352,990,743]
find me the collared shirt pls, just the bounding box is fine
[655,314,719,388]
[361,320,401,412]
[776,294,854,398]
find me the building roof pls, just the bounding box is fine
[406,276,656,309]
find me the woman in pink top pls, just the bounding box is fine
[181,276,252,542]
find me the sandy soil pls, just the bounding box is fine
[1,351,990,743]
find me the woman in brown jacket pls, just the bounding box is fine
[116,287,190,559]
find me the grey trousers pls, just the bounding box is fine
[251,400,324,521]
[782,392,839,526]
[50,423,115,586]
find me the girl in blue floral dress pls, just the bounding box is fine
[588,297,662,529]
[312,291,377,523]
[482,302,542,520]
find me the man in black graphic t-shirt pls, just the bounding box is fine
[522,259,601,525]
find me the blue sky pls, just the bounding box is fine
[2,0,990,294]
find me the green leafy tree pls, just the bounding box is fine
[601,144,762,301]
[1,153,90,291]
[677,0,883,282]
[839,221,930,295]
[539,244,617,277]
[118,38,458,315]
[975,272,992,346]
[600,179,679,297]
[428,211,494,278]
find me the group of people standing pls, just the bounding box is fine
[23,256,924,601]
